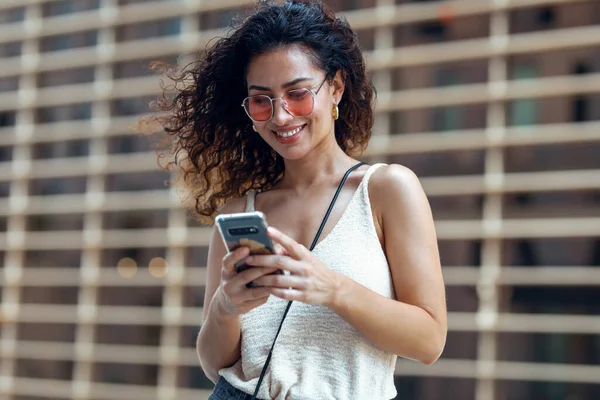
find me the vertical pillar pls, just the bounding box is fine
[475,1,508,399]
[0,3,41,399]
[156,4,196,398]
[70,1,116,398]
[370,0,394,163]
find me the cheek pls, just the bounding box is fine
[309,106,332,131]
[257,129,271,141]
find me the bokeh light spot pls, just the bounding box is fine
[148,257,169,278]
[116,257,138,278]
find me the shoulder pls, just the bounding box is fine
[214,194,248,219]
[369,164,428,219]
[370,164,423,198]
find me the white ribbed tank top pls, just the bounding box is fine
[219,163,398,400]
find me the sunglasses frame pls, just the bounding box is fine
[241,77,328,123]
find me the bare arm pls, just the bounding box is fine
[328,164,447,363]
[197,199,280,382]
[248,164,447,364]
[196,226,242,383]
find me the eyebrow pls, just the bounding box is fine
[248,77,313,92]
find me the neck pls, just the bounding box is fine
[278,135,358,193]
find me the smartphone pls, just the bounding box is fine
[215,211,277,287]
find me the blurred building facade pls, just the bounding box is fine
[0,0,599,399]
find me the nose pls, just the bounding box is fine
[270,98,293,126]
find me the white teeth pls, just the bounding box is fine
[276,126,303,138]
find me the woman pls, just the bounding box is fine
[152,0,447,398]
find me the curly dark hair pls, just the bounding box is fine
[145,0,375,223]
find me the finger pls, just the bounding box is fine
[246,254,303,275]
[267,227,308,260]
[242,286,271,302]
[253,273,305,289]
[267,287,304,302]
[222,247,250,275]
[274,243,288,256]
[236,266,280,286]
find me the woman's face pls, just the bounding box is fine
[245,45,343,160]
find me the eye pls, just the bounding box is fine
[250,96,270,105]
[286,90,310,101]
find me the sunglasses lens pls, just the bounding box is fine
[244,89,314,122]
[245,96,272,122]
[284,89,313,116]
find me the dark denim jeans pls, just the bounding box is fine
[209,376,256,400]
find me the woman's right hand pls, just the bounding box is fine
[215,246,279,317]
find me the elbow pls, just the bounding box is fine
[199,357,219,384]
[419,330,447,365]
[197,330,219,384]
[201,362,219,384]
[420,348,442,365]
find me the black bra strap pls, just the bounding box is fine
[250,161,365,400]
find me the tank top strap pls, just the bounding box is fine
[245,164,384,214]
[360,163,387,198]
[245,191,256,212]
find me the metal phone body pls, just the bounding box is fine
[215,211,275,276]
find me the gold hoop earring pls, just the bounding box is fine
[332,105,339,120]
[252,125,257,132]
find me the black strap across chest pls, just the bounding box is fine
[250,161,365,400]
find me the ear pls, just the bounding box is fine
[330,70,345,105]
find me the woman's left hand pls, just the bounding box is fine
[246,227,341,307]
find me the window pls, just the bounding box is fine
[26,214,84,231]
[571,62,591,122]
[111,97,153,116]
[0,7,25,23]
[0,111,16,127]
[394,376,476,400]
[118,0,172,5]
[29,177,87,196]
[116,18,181,42]
[92,362,158,385]
[24,250,82,268]
[112,55,178,80]
[509,64,539,126]
[22,286,79,305]
[42,0,100,17]
[36,103,93,123]
[0,182,9,198]
[105,171,170,192]
[0,146,12,162]
[432,68,462,132]
[386,149,485,177]
[107,135,151,154]
[103,210,168,230]
[0,76,18,93]
[40,31,98,53]
[32,140,90,159]
[38,67,95,88]
[199,8,251,30]
[16,357,74,380]
[510,6,556,34]
[499,380,600,400]
[0,41,22,58]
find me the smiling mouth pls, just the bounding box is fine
[273,125,305,138]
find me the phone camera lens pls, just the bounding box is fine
[228,226,258,236]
